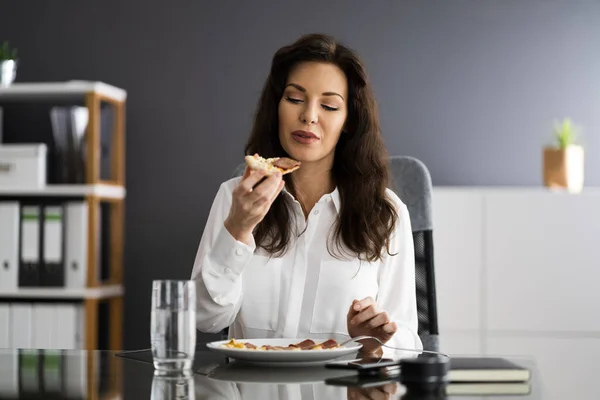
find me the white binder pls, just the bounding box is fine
[0,350,19,397]
[0,303,10,348]
[33,303,56,349]
[0,202,19,291]
[10,303,33,349]
[65,202,88,288]
[55,303,83,350]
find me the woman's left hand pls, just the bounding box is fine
[347,297,397,355]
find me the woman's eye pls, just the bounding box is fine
[285,96,339,111]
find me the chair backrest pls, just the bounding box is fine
[388,155,439,351]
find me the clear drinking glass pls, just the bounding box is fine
[151,280,196,374]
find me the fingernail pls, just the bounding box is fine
[354,304,361,311]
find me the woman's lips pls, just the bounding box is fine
[292,130,319,145]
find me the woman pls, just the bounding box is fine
[191,33,421,356]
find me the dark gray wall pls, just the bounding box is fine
[2,0,599,349]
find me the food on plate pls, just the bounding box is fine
[244,154,301,175]
[221,338,342,351]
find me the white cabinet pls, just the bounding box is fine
[439,331,483,355]
[487,336,600,399]
[484,192,600,333]
[432,191,484,332]
[432,187,600,397]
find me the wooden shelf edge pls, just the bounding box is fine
[0,284,124,300]
[0,184,126,199]
[0,81,127,102]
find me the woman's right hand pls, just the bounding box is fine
[224,166,285,245]
[347,383,398,400]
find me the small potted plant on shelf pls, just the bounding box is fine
[543,118,584,193]
[0,40,18,87]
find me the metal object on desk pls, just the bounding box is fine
[398,353,450,399]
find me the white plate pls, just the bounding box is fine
[205,338,362,367]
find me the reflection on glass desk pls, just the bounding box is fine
[0,344,538,399]
[0,349,121,399]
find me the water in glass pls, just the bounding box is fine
[151,280,196,373]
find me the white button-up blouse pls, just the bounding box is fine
[191,177,423,356]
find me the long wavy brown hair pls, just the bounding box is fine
[245,33,398,262]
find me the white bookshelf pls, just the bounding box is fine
[0,81,127,102]
[0,284,124,300]
[0,184,126,199]
[0,80,127,353]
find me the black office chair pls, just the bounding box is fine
[228,157,441,351]
[388,155,440,352]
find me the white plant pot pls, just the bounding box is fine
[0,60,17,87]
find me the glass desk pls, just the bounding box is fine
[0,343,539,399]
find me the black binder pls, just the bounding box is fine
[39,204,66,287]
[18,204,41,287]
[18,202,66,287]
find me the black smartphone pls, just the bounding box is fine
[325,373,400,388]
[325,357,400,374]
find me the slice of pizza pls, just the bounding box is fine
[220,338,342,351]
[244,153,301,175]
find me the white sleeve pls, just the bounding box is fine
[190,180,256,333]
[377,191,423,357]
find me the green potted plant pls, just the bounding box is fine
[0,40,18,87]
[543,118,584,193]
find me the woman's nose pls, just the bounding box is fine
[300,103,318,125]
